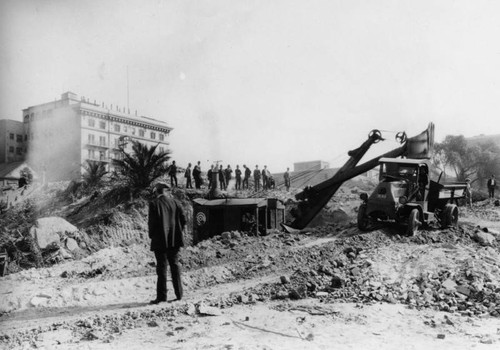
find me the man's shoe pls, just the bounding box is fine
[149,298,167,305]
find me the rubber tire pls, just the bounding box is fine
[441,204,458,228]
[357,204,370,231]
[407,209,420,236]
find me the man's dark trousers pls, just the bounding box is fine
[154,247,183,301]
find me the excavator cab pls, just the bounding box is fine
[358,158,431,235]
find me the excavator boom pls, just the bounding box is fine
[283,123,434,230]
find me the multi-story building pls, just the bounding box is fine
[23,92,173,181]
[0,119,26,164]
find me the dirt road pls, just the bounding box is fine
[1,205,500,349]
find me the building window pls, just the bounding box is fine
[88,118,95,127]
[16,147,22,155]
[114,124,120,132]
[88,134,95,145]
[9,133,14,140]
[99,121,106,129]
[150,132,156,139]
[99,136,106,146]
[159,133,164,141]
[159,147,164,153]
[139,129,145,137]
[123,126,128,133]
[88,149,95,159]
[131,127,136,135]
[16,134,23,142]
[9,146,14,153]
[99,151,105,161]
[114,138,119,148]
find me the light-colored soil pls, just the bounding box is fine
[1,194,500,349]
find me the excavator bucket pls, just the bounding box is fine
[406,123,434,159]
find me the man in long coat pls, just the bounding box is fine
[148,183,186,304]
[253,165,261,191]
[487,175,496,199]
[193,161,202,189]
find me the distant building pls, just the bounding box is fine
[0,161,35,187]
[0,119,26,164]
[23,92,173,181]
[293,160,329,172]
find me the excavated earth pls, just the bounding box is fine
[1,184,500,349]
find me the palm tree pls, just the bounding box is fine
[112,141,171,197]
[82,160,108,189]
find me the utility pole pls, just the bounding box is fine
[127,66,130,111]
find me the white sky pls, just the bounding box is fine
[1,0,500,171]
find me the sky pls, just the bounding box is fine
[1,0,500,171]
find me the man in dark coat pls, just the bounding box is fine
[243,165,251,189]
[193,161,202,189]
[487,175,496,199]
[234,165,242,190]
[224,165,233,187]
[218,165,226,190]
[253,165,261,191]
[184,163,193,189]
[148,183,186,304]
[207,165,213,189]
[168,161,178,187]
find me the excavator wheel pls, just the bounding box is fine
[407,209,421,236]
[441,204,458,228]
[357,204,370,231]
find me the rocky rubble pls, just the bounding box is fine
[2,182,500,348]
[219,229,500,319]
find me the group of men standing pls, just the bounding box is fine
[167,161,292,192]
[168,161,204,189]
[205,164,254,191]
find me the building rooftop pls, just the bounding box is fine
[0,161,27,178]
[24,92,172,130]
